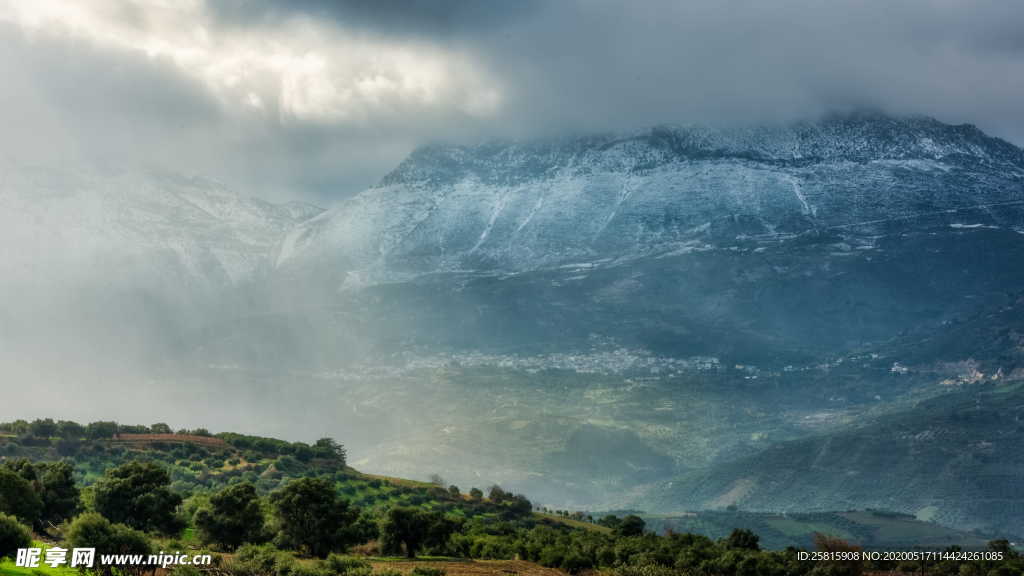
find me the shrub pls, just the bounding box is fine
[538,547,564,568]
[66,513,153,576]
[725,529,760,551]
[228,543,298,576]
[0,513,32,560]
[0,467,43,524]
[324,555,372,576]
[562,552,593,574]
[379,507,457,558]
[292,563,331,576]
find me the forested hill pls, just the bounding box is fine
[0,419,533,517]
[2,417,1023,576]
[2,418,1017,555]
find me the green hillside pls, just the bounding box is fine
[0,422,532,520]
[1,418,1014,556]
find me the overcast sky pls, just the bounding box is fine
[2,0,1023,203]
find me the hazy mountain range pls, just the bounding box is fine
[2,112,1023,537]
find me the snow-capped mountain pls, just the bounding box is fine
[276,113,1024,284]
[259,115,1024,534]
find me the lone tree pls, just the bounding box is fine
[313,438,347,465]
[195,482,267,550]
[0,513,32,561]
[271,477,364,557]
[0,467,42,525]
[379,507,458,558]
[93,461,183,535]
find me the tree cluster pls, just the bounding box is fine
[0,459,79,530]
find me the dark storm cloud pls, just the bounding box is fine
[0,24,218,160]
[465,0,1024,142]
[206,0,1024,146]
[1,0,1023,203]
[0,13,477,200]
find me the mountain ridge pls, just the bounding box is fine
[380,113,1024,189]
[274,112,1024,285]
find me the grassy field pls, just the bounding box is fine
[0,542,81,576]
[0,561,79,576]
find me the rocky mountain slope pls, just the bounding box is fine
[276,113,1024,283]
[243,113,1024,372]
[637,293,1024,536]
